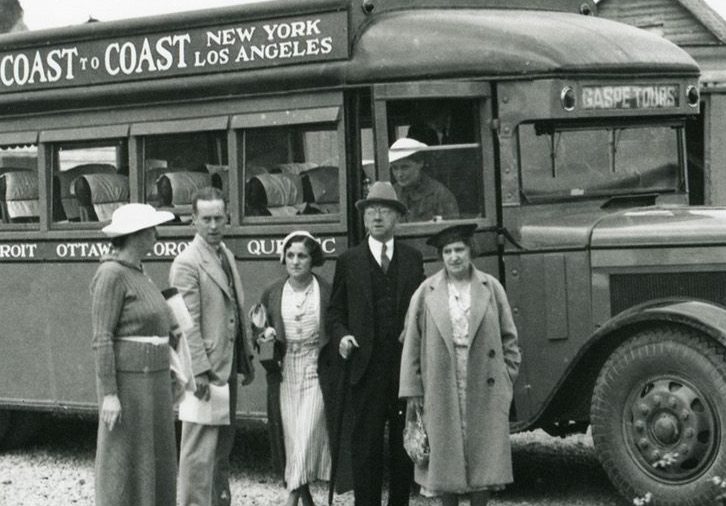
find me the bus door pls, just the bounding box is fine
[358,81,498,275]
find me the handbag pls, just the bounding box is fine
[248,303,276,363]
[403,402,430,466]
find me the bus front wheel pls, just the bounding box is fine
[591,327,726,506]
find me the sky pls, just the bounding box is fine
[17,0,726,30]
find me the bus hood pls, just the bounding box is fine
[591,207,726,248]
[518,206,726,250]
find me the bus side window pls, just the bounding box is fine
[386,98,483,222]
[0,145,38,225]
[51,140,128,224]
[141,131,227,223]
[240,123,340,221]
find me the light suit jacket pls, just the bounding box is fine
[169,234,253,386]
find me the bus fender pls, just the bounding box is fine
[593,297,726,345]
[532,297,726,434]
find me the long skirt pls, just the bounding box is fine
[280,344,331,490]
[95,370,177,506]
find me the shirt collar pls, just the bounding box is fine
[368,235,394,263]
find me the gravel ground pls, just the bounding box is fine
[0,415,630,506]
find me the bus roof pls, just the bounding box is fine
[0,0,698,113]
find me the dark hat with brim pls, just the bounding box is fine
[355,181,407,215]
[426,224,478,248]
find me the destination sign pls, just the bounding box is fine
[581,85,680,110]
[0,237,338,261]
[0,11,348,93]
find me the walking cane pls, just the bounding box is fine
[328,358,352,506]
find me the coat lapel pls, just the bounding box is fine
[468,269,491,348]
[269,279,286,343]
[318,276,331,348]
[426,271,454,356]
[195,236,231,299]
[352,243,374,312]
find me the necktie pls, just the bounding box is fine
[380,243,390,274]
[218,249,234,288]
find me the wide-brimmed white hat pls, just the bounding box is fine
[388,138,428,164]
[102,203,174,237]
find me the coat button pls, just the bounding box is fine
[488,349,496,358]
[487,377,495,386]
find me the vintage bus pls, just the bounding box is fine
[0,0,720,503]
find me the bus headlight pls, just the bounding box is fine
[686,85,699,107]
[561,86,576,111]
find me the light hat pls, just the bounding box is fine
[388,138,428,164]
[354,181,407,215]
[279,230,317,263]
[101,203,174,237]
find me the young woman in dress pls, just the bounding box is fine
[90,203,176,506]
[399,224,521,506]
[252,230,332,506]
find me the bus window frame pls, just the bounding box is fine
[371,80,496,231]
[0,133,40,230]
[41,127,130,230]
[131,116,230,223]
[516,118,687,205]
[234,105,347,229]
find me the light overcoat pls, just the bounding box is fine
[399,268,521,492]
[169,234,253,388]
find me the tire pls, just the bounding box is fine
[591,327,726,506]
[0,410,42,450]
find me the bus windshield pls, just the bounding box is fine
[519,122,682,202]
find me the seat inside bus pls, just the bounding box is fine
[246,165,339,216]
[156,171,212,220]
[54,163,117,221]
[73,173,129,222]
[0,170,39,223]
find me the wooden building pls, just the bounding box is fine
[598,0,726,205]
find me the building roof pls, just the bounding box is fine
[677,0,726,42]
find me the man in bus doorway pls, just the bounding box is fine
[328,181,424,506]
[170,186,255,506]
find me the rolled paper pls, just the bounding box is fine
[162,287,194,333]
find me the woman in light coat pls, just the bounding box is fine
[399,224,521,506]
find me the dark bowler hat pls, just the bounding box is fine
[426,223,478,248]
[355,181,407,215]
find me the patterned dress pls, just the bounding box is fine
[279,277,331,490]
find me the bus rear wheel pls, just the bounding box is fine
[591,327,726,506]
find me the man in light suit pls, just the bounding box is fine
[328,181,424,506]
[171,186,254,506]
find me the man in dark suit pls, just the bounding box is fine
[328,181,424,506]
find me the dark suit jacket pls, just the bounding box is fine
[327,239,424,385]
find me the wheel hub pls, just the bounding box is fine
[652,413,680,445]
[628,377,717,481]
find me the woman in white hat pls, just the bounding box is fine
[250,231,332,506]
[89,203,176,506]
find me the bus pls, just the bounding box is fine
[0,0,719,503]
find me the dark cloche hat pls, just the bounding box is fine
[355,181,407,215]
[426,223,478,248]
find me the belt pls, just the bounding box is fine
[117,335,169,346]
[287,340,318,353]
